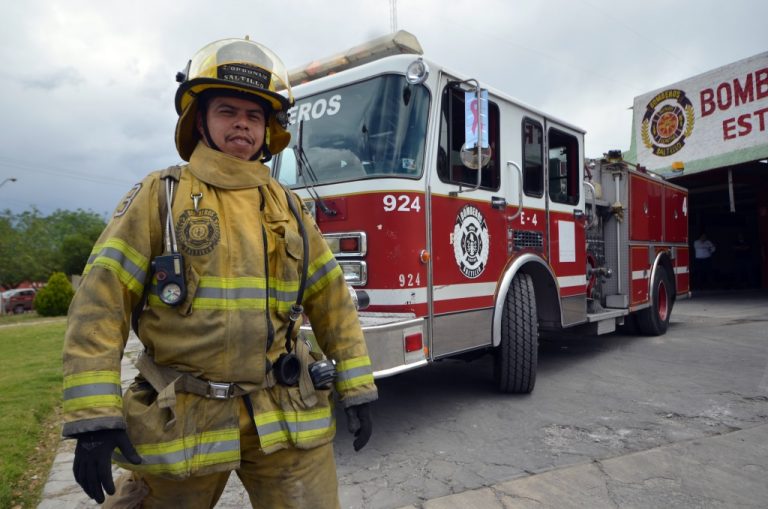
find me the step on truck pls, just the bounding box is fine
[273,31,690,393]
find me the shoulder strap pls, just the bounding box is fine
[282,185,310,352]
[158,165,183,249]
[131,165,183,338]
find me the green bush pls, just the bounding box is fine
[34,272,74,316]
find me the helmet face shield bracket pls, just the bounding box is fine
[176,59,192,85]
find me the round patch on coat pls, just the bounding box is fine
[453,204,489,279]
[176,209,221,256]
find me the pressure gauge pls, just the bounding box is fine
[159,282,183,305]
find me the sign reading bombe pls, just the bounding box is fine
[633,52,768,175]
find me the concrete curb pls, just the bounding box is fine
[397,424,768,509]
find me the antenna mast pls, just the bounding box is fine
[390,0,398,32]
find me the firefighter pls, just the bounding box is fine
[62,37,377,509]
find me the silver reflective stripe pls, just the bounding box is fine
[306,257,339,289]
[63,383,122,401]
[256,415,333,437]
[336,365,373,383]
[195,287,267,299]
[113,436,240,466]
[271,287,299,304]
[92,246,147,283]
[149,284,300,307]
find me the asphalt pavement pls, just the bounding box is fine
[38,290,768,508]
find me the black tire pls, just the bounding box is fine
[636,267,673,336]
[13,305,25,314]
[494,272,538,393]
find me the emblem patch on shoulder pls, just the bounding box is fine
[453,204,489,279]
[176,209,221,256]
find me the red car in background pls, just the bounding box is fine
[2,288,37,314]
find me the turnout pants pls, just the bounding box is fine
[106,399,341,509]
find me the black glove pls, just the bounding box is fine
[73,429,142,503]
[345,403,372,452]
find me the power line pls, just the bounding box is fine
[0,157,135,187]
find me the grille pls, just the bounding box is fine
[512,230,543,250]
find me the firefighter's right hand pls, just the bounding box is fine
[73,429,142,503]
[345,403,373,451]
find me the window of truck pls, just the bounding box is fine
[522,118,544,197]
[547,128,579,205]
[275,74,430,187]
[436,84,501,191]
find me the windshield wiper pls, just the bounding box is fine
[294,120,336,216]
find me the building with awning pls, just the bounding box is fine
[625,51,768,290]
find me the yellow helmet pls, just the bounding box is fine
[174,37,294,161]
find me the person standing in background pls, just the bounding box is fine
[693,232,716,289]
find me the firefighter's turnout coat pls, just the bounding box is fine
[62,143,377,478]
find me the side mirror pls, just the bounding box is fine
[460,143,491,169]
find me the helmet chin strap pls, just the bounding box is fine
[199,112,222,153]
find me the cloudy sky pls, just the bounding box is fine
[0,0,765,217]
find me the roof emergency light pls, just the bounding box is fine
[287,30,423,86]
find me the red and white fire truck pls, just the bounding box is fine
[276,31,690,393]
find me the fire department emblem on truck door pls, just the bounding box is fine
[453,204,489,279]
[176,209,221,256]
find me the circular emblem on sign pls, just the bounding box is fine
[641,89,695,157]
[176,209,221,256]
[453,205,490,279]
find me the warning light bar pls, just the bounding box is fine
[287,30,423,86]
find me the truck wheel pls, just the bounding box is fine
[636,267,673,336]
[13,304,25,314]
[494,272,538,393]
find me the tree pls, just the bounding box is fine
[35,272,75,316]
[0,208,106,289]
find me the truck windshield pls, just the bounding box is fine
[275,74,430,187]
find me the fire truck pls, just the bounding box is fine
[274,31,690,393]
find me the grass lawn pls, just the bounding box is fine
[0,316,67,508]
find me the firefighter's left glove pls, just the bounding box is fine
[73,429,142,504]
[345,403,373,452]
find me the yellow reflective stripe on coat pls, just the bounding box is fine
[84,238,149,295]
[113,428,240,476]
[254,406,334,449]
[335,356,374,391]
[304,251,342,299]
[62,370,122,413]
[148,275,301,312]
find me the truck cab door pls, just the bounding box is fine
[427,76,508,357]
[544,122,587,325]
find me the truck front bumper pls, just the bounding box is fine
[301,312,428,379]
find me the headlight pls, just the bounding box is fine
[339,261,368,286]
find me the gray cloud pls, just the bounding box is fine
[18,66,84,90]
